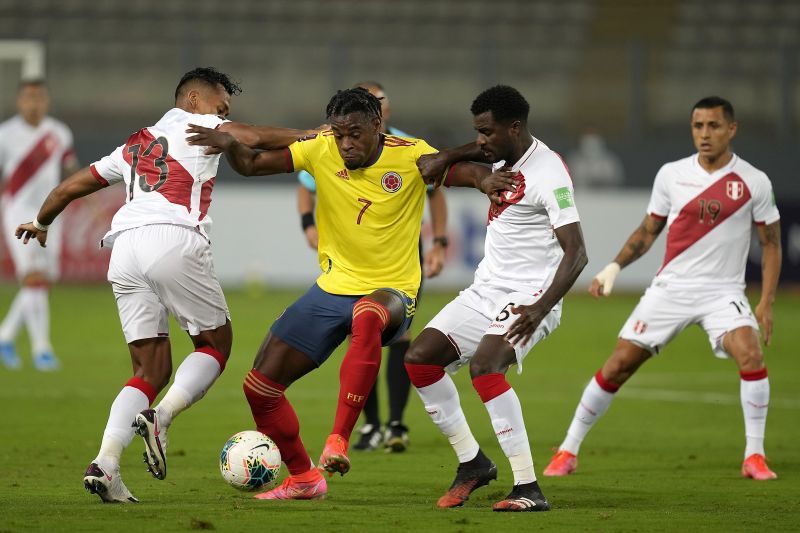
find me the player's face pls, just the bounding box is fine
[193,84,231,117]
[17,84,49,126]
[330,112,382,169]
[691,107,737,161]
[473,111,514,163]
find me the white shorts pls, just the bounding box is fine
[2,203,61,280]
[107,224,230,343]
[619,285,759,359]
[426,281,561,374]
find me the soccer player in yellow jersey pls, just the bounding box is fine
[187,87,515,501]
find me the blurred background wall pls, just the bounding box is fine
[1,0,798,287]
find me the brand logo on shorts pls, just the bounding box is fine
[633,320,648,334]
[381,171,403,193]
[726,180,744,200]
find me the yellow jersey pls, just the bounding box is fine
[288,132,436,299]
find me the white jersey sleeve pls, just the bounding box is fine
[646,165,671,218]
[750,172,780,225]
[533,154,580,229]
[90,145,126,186]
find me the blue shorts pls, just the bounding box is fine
[270,284,417,366]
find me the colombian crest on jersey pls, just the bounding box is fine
[726,180,744,200]
[381,171,402,193]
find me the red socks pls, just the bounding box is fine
[331,299,389,441]
[243,369,311,476]
[405,363,445,388]
[471,373,511,403]
[126,376,157,405]
[594,369,621,393]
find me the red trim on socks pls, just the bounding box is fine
[594,369,620,393]
[405,362,445,388]
[243,369,312,476]
[195,345,227,372]
[126,376,157,405]
[472,373,512,403]
[740,367,768,381]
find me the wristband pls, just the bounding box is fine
[301,212,315,231]
[32,218,50,231]
[433,236,449,248]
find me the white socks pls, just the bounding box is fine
[483,388,536,484]
[560,374,616,455]
[740,374,769,458]
[155,351,223,428]
[0,287,51,353]
[94,385,150,472]
[415,374,480,463]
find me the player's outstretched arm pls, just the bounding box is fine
[220,122,317,150]
[589,214,667,298]
[506,221,588,345]
[15,166,106,247]
[755,221,781,346]
[187,124,290,176]
[417,142,488,183]
[443,163,517,204]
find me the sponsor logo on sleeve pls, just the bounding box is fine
[553,186,575,208]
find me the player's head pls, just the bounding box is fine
[326,87,383,170]
[17,79,49,126]
[174,67,242,118]
[353,81,391,128]
[470,85,530,163]
[691,96,737,160]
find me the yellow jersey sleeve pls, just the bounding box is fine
[287,133,325,175]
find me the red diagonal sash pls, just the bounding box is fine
[659,172,751,272]
[3,132,59,198]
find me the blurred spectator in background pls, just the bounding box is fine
[566,129,625,189]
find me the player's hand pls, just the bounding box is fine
[755,300,773,346]
[15,223,48,247]
[186,124,237,154]
[589,262,621,298]
[417,153,450,185]
[479,168,517,205]
[505,302,548,346]
[424,244,446,278]
[304,226,319,250]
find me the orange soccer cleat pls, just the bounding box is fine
[436,452,497,509]
[254,469,327,500]
[543,450,578,477]
[318,434,351,477]
[741,454,777,480]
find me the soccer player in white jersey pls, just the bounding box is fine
[407,85,588,512]
[0,80,79,371]
[16,67,315,503]
[544,96,782,481]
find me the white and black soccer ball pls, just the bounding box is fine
[219,430,282,490]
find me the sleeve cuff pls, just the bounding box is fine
[648,212,667,220]
[89,164,109,186]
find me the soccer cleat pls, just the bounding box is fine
[741,454,777,480]
[254,469,327,500]
[353,423,384,451]
[543,449,577,477]
[83,462,139,503]
[492,481,551,512]
[318,434,350,477]
[437,453,498,508]
[32,351,60,371]
[0,342,21,370]
[133,409,167,480]
[384,421,409,453]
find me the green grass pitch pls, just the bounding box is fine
[0,284,798,532]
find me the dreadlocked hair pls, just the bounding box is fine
[175,67,242,100]
[325,87,382,121]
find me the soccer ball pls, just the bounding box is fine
[219,430,282,490]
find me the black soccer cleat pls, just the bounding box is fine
[492,480,550,512]
[353,424,384,451]
[436,450,498,508]
[384,421,409,453]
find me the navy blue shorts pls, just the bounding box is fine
[270,284,417,367]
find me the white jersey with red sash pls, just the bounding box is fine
[647,153,780,292]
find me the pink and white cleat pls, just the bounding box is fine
[254,469,327,500]
[741,454,777,480]
[543,450,578,477]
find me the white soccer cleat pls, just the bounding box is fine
[83,462,139,503]
[133,408,168,480]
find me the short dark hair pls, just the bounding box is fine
[471,85,530,123]
[18,79,46,91]
[353,80,385,92]
[326,87,382,121]
[174,67,242,101]
[693,96,735,122]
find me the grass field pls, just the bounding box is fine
[0,284,798,532]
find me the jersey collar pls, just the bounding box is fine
[692,152,738,176]
[362,133,386,168]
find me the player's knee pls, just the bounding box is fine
[404,341,433,365]
[735,346,764,372]
[468,357,500,379]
